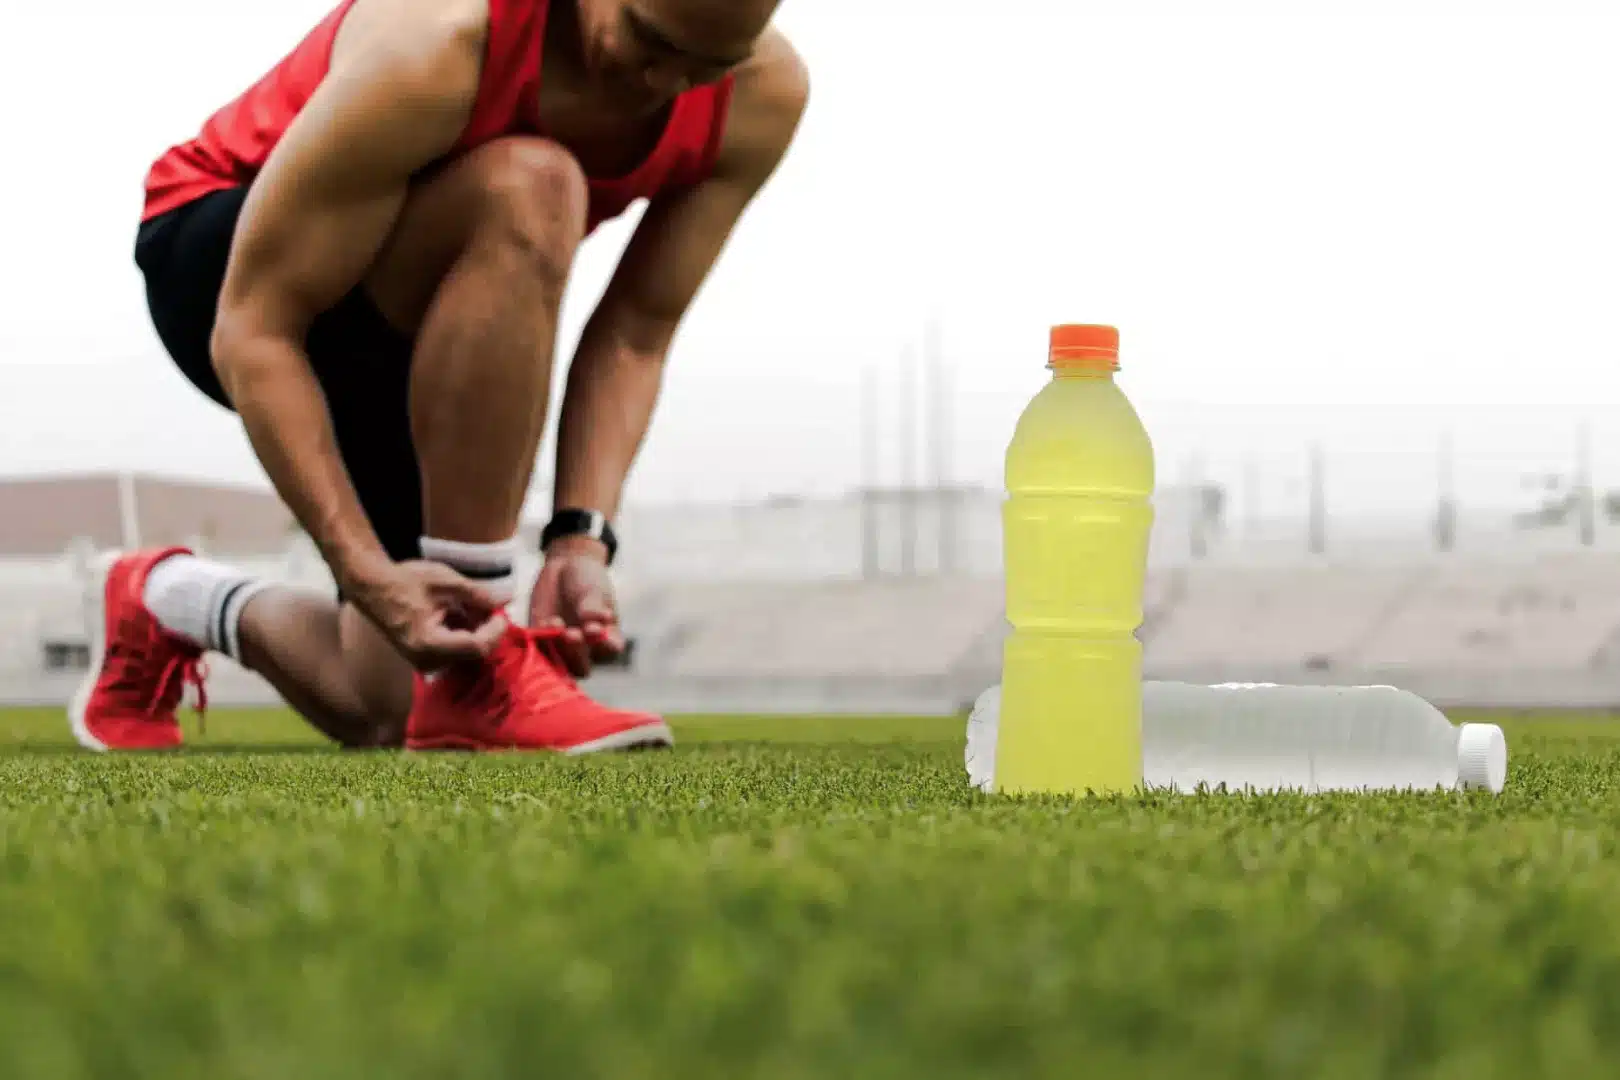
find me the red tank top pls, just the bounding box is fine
[141,0,733,232]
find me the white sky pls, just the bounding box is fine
[3,0,1620,522]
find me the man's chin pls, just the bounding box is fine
[598,75,674,114]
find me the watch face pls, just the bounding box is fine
[545,510,617,562]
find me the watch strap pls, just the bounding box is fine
[541,508,617,564]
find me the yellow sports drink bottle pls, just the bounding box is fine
[995,324,1155,796]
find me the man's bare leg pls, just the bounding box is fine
[237,598,411,747]
[116,552,402,746]
[381,140,588,543]
[137,139,587,746]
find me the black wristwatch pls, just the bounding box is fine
[540,508,618,565]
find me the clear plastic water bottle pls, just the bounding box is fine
[966,682,1508,796]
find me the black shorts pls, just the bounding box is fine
[133,187,424,564]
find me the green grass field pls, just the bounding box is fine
[4,706,1620,1078]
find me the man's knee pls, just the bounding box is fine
[469,138,590,280]
[366,137,591,331]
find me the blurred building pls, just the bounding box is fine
[4,471,1620,714]
[0,473,293,556]
[611,482,1219,582]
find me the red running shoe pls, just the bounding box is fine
[405,622,672,753]
[68,548,207,752]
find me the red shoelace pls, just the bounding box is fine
[103,614,209,729]
[434,624,581,718]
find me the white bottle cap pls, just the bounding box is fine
[1456,723,1508,794]
[964,685,1001,794]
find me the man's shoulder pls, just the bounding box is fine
[712,29,809,179]
[331,0,490,80]
[735,29,811,116]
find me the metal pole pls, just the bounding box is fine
[1577,419,1595,547]
[899,343,917,577]
[1436,428,1457,553]
[116,471,141,552]
[1242,454,1260,545]
[1186,452,1208,560]
[1307,443,1326,556]
[926,316,954,575]
[861,364,880,579]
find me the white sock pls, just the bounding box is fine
[142,554,272,663]
[419,536,517,606]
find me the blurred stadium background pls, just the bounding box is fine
[6,436,1620,716]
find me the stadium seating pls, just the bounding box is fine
[10,540,1620,709]
[1142,564,1422,671]
[1349,554,1620,671]
[626,577,1003,677]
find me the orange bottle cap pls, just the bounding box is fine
[1049,324,1120,371]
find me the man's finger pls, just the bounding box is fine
[470,616,507,655]
[419,562,501,611]
[575,597,614,623]
[416,626,491,665]
[584,623,625,659]
[449,581,502,615]
[559,628,592,678]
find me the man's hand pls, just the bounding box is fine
[527,540,626,678]
[347,559,506,672]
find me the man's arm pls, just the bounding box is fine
[210,0,484,587]
[548,34,810,551]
